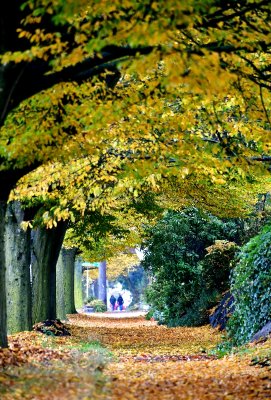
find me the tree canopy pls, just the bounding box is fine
[1,0,271,199]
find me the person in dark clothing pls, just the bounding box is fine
[110,294,116,311]
[117,294,124,311]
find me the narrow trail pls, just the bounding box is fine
[69,313,271,400]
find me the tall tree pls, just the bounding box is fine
[98,261,107,306]
[74,257,83,310]
[56,247,77,320]
[5,202,32,334]
[31,221,67,323]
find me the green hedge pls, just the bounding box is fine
[227,225,271,344]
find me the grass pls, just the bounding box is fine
[0,331,112,400]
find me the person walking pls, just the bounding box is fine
[117,294,124,311]
[110,294,116,311]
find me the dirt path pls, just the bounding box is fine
[69,313,271,400]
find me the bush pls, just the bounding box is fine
[170,289,220,327]
[87,299,107,312]
[84,296,96,305]
[142,208,239,326]
[227,225,271,345]
[202,240,238,291]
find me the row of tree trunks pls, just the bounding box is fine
[1,201,77,347]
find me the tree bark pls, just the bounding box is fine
[31,222,67,324]
[98,261,107,306]
[5,201,32,333]
[56,249,66,321]
[0,201,7,347]
[56,247,77,320]
[74,257,83,310]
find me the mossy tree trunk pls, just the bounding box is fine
[0,201,7,348]
[5,201,32,333]
[74,257,83,310]
[56,247,77,320]
[56,249,66,321]
[31,222,67,324]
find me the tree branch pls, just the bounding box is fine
[1,45,154,125]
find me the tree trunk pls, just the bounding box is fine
[93,279,99,299]
[5,201,32,333]
[98,261,107,306]
[31,222,67,324]
[0,201,7,347]
[74,257,83,310]
[56,247,77,320]
[56,250,66,321]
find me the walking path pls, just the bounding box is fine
[82,310,147,318]
[69,312,271,400]
[1,312,270,399]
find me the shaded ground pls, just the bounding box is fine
[1,313,271,399]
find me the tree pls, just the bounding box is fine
[5,202,32,334]
[74,257,83,310]
[0,1,156,346]
[56,247,77,320]
[31,221,67,323]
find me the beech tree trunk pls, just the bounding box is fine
[0,201,7,347]
[74,258,83,310]
[98,261,107,306]
[5,201,32,333]
[56,247,77,320]
[56,251,66,321]
[31,222,67,324]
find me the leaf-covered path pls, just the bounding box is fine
[69,313,271,400]
[1,313,271,399]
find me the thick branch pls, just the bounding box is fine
[0,45,154,126]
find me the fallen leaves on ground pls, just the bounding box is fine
[68,313,271,400]
[68,314,220,356]
[107,357,271,400]
[0,328,109,400]
[0,334,70,368]
[1,313,271,399]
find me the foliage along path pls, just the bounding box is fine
[69,313,271,400]
[1,313,271,399]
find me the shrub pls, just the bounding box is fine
[202,240,238,291]
[84,296,96,305]
[87,299,107,312]
[142,208,239,326]
[170,289,221,327]
[227,225,271,345]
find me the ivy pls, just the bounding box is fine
[227,224,271,345]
